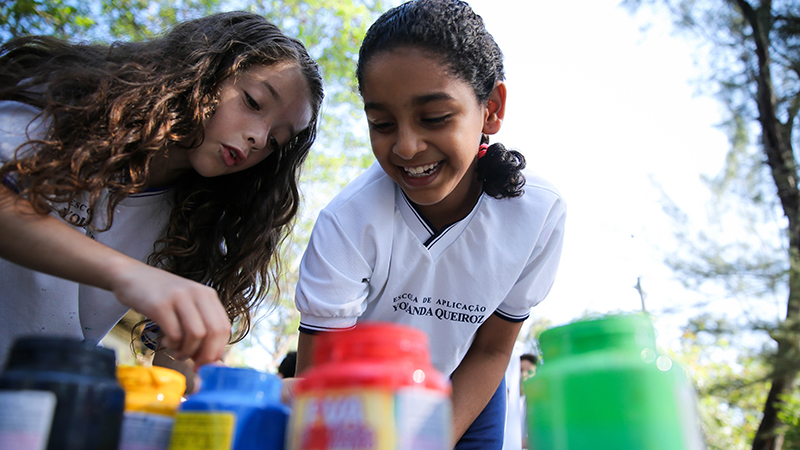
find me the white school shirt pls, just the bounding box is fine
[0,101,173,367]
[295,162,566,376]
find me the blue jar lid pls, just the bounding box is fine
[197,366,281,401]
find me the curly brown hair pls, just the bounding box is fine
[0,11,324,343]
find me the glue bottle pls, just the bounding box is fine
[117,365,185,450]
[167,365,288,450]
[0,336,125,450]
[523,314,705,450]
[286,321,452,450]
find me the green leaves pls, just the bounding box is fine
[1,0,94,40]
[0,0,387,369]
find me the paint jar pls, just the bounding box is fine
[286,321,452,450]
[167,365,288,450]
[117,365,186,450]
[523,314,705,450]
[0,336,125,450]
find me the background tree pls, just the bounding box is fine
[669,314,772,449]
[0,0,385,370]
[622,1,800,448]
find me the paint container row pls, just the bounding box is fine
[0,322,453,450]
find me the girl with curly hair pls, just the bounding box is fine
[292,0,565,447]
[0,11,324,371]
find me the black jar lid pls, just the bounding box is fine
[3,336,117,378]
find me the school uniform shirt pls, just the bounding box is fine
[295,162,566,376]
[0,101,173,367]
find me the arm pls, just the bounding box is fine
[0,186,231,367]
[295,330,317,376]
[277,330,317,404]
[449,313,523,445]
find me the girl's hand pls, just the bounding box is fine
[0,187,230,368]
[110,262,231,368]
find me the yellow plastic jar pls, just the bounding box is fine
[116,365,186,450]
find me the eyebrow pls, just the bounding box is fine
[364,92,455,112]
[259,79,303,138]
[261,80,281,102]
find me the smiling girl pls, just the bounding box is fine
[293,0,566,448]
[0,11,323,370]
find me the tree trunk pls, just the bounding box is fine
[733,1,800,449]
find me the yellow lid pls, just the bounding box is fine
[117,365,186,416]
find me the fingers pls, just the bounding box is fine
[155,309,182,352]
[111,262,233,369]
[123,278,230,368]
[160,290,231,368]
[174,287,231,366]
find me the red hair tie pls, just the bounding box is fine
[478,143,489,159]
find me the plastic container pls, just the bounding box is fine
[286,321,452,450]
[117,365,186,450]
[523,314,705,450]
[0,336,125,450]
[167,365,288,450]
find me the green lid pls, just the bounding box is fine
[539,314,656,362]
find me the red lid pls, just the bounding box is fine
[298,321,450,394]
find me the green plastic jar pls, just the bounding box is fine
[523,314,705,450]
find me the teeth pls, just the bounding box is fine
[229,148,237,160]
[404,162,440,177]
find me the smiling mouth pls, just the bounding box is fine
[403,162,441,178]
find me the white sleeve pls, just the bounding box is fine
[495,195,567,321]
[0,101,47,189]
[294,209,373,332]
[0,102,45,159]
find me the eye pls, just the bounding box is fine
[244,92,260,110]
[369,120,395,132]
[422,115,450,126]
[269,136,281,151]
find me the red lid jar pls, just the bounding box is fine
[287,321,452,450]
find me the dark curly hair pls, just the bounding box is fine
[0,11,324,343]
[356,0,524,198]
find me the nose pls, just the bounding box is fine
[393,124,424,160]
[246,119,270,151]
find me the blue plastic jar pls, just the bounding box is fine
[0,336,125,450]
[168,366,288,450]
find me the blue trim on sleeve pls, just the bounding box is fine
[140,322,160,351]
[2,174,20,193]
[493,310,529,323]
[298,323,356,335]
[298,325,320,335]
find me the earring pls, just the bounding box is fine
[478,143,489,159]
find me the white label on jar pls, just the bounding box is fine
[395,388,451,450]
[0,390,57,450]
[119,411,176,450]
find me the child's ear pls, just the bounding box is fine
[482,81,506,135]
